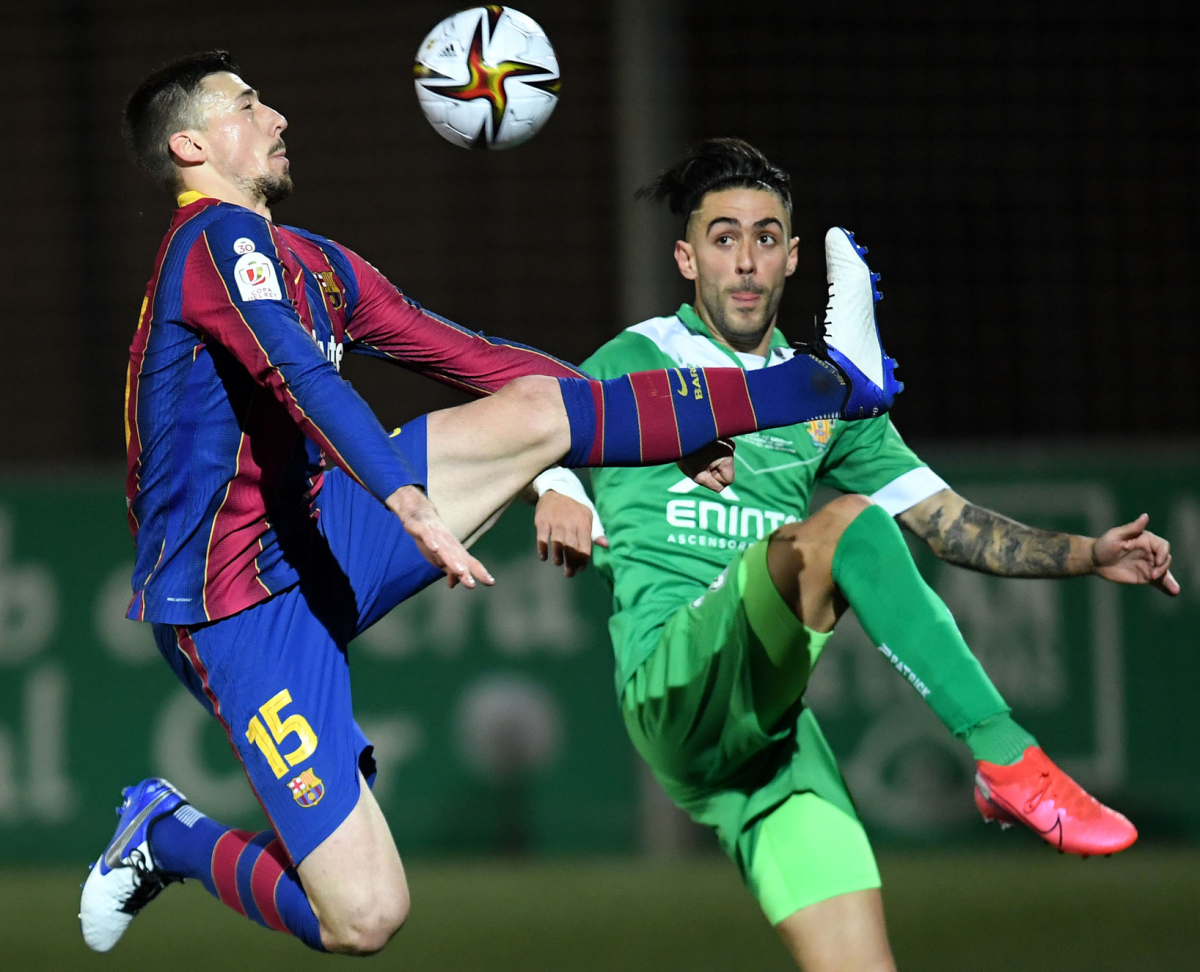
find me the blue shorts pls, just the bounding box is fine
[153,416,442,864]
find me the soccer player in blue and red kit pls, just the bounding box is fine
[80,51,903,956]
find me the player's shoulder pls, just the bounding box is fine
[194,202,279,258]
[582,318,675,377]
[582,312,728,376]
[279,223,340,254]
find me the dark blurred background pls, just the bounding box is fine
[3,0,1197,462]
[1,3,1198,970]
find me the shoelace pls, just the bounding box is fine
[1023,772,1052,814]
[119,848,178,916]
[1020,765,1101,820]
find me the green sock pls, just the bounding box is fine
[831,504,1036,764]
[961,713,1039,766]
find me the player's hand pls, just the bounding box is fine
[1092,513,1179,596]
[535,490,608,577]
[678,438,736,492]
[386,484,495,589]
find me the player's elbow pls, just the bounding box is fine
[320,889,410,955]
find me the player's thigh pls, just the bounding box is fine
[297,772,408,944]
[424,377,569,541]
[624,539,834,754]
[740,537,836,729]
[746,793,892,972]
[155,586,385,869]
[776,889,894,972]
[317,423,443,635]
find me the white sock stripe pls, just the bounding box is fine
[172,804,205,828]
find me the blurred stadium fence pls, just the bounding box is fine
[2,445,1197,864]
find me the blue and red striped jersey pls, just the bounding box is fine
[126,193,587,624]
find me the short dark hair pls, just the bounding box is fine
[123,50,242,195]
[637,137,792,230]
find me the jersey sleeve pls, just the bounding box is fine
[816,417,949,515]
[183,209,421,503]
[331,243,591,392]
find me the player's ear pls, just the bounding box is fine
[674,240,697,281]
[785,235,799,277]
[168,130,206,166]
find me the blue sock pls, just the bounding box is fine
[151,805,324,950]
[559,352,847,467]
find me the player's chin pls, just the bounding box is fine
[725,300,769,333]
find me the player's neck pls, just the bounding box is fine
[178,172,273,220]
[692,303,775,359]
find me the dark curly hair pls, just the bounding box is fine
[636,137,792,229]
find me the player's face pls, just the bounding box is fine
[196,71,291,205]
[675,188,798,353]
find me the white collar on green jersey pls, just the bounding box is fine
[674,303,792,355]
[628,304,795,371]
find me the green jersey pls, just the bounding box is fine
[583,304,948,691]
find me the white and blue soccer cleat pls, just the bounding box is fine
[821,226,904,419]
[79,778,187,952]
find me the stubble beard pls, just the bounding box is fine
[255,171,293,207]
[237,169,292,208]
[698,278,783,353]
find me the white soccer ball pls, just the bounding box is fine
[413,6,560,150]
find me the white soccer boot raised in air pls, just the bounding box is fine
[80,777,187,951]
[821,226,904,418]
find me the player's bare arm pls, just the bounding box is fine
[899,488,1178,594]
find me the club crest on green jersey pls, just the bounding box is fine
[805,419,836,448]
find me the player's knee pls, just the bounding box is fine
[770,494,872,575]
[497,375,563,446]
[816,493,873,534]
[319,886,410,955]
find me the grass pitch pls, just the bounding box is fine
[2,847,1195,971]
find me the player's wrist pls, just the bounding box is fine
[532,467,605,541]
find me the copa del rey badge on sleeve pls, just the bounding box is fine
[232,236,283,302]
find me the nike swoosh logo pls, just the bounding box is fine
[103,789,174,868]
[674,370,688,396]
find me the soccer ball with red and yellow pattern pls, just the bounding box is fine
[413,6,560,150]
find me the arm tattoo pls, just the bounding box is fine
[923,502,1085,578]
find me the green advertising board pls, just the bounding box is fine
[2,448,1198,865]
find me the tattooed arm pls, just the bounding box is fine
[898,488,1180,594]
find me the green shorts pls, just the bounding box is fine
[620,539,881,923]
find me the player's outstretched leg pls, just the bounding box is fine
[418,225,904,552]
[80,778,325,953]
[758,497,1137,859]
[828,503,1137,856]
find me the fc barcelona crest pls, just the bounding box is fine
[805,419,835,448]
[287,768,325,808]
[314,271,344,310]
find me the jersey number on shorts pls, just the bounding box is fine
[245,689,320,778]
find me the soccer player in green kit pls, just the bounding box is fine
[530,138,1178,971]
